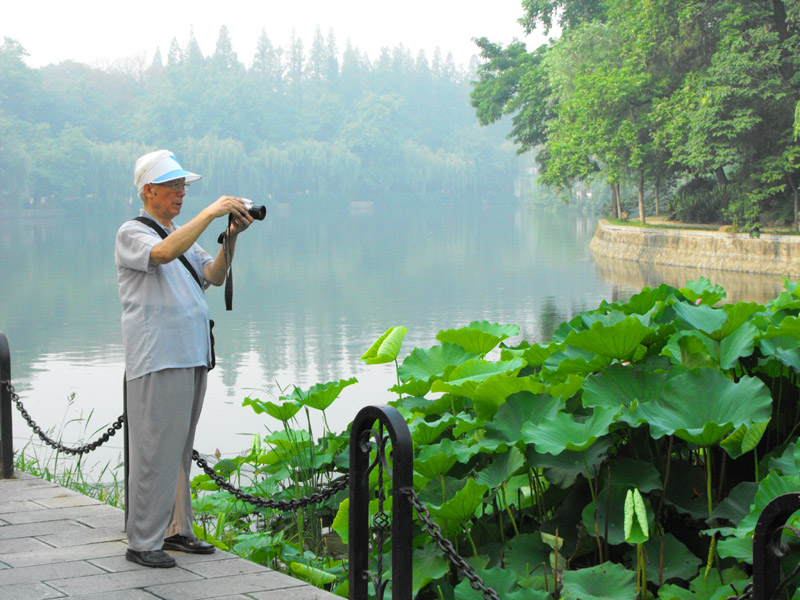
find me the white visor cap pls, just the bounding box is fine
[134,150,202,194]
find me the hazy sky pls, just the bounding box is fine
[4,0,542,69]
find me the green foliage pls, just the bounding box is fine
[184,277,800,599]
[0,32,519,206]
[472,0,800,224]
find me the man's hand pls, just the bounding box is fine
[207,196,254,237]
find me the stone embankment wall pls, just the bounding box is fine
[590,220,800,278]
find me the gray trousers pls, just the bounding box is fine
[125,367,207,551]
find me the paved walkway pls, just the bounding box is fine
[0,471,340,599]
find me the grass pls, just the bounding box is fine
[607,217,718,231]
[15,446,125,508]
[12,394,126,509]
[608,217,800,235]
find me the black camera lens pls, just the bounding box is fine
[247,204,266,220]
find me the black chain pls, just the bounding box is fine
[192,450,349,511]
[401,487,501,600]
[724,582,752,600]
[4,381,124,456]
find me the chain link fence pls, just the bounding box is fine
[3,381,124,456]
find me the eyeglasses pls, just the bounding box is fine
[156,181,190,191]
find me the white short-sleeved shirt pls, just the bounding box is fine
[115,210,215,380]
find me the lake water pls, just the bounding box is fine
[0,196,788,477]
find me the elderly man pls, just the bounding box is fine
[115,150,253,568]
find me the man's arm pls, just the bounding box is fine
[149,196,252,267]
[204,227,242,286]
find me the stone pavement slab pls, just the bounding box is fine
[0,471,341,599]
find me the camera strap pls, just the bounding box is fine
[132,217,203,289]
[221,215,233,311]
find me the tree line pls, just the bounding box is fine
[471,0,800,230]
[0,26,520,206]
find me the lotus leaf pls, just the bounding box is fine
[659,567,748,600]
[331,497,349,544]
[434,436,480,465]
[605,457,662,493]
[453,567,550,600]
[521,406,617,454]
[503,473,538,510]
[630,369,772,448]
[472,373,544,420]
[582,363,675,424]
[552,318,581,343]
[624,488,649,544]
[400,393,465,416]
[681,277,727,306]
[671,299,727,334]
[501,340,557,368]
[389,378,432,396]
[409,414,455,445]
[414,440,460,479]
[710,302,763,340]
[759,317,800,369]
[476,447,525,489]
[503,532,551,587]
[543,345,613,377]
[281,377,357,411]
[483,393,562,448]
[581,484,653,546]
[419,474,473,507]
[398,342,478,382]
[636,533,701,584]
[768,279,800,310]
[527,436,614,488]
[453,412,479,437]
[547,373,584,400]
[728,473,800,542]
[661,330,718,368]
[758,336,800,371]
[560,562,637,600]
[264,429,311,450]
[719,420,769,458]
[242,397,302,422]
[618,285,675,315]
[289,561,337,585]
[412,544,450,598]
[361,326,407,364]
[564,314,654,361]
[428,478,489,523]
[710,481,758,524]
[436,321,520,355]
[717,321,758,369]
[768,439,800,476]
[769,291,800,311]
[716,535,753,563]
[430,357,525,398]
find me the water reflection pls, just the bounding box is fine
[592,253,786,304]
[0,200,786,477]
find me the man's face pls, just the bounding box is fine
[143,178,187,224]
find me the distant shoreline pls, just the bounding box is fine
[590,219,800,278]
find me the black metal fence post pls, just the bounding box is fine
[752,492,800,600]
[0,333,13,478]
[349,405,413,600]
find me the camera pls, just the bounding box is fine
[242,198,266,220]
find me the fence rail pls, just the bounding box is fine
[1,331,798,600]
